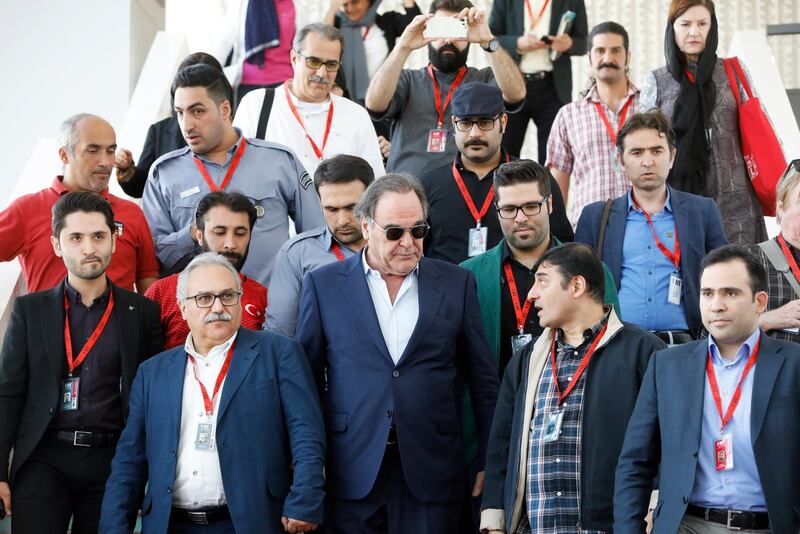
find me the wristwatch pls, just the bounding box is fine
[482,37,500,53]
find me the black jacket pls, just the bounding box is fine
[0,281,163,484]
[119,116,185,198]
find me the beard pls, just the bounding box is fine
[202,243,249,272]
[428,43,469,73]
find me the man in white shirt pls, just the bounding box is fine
[100,253,325,533]
[234,22,385,179]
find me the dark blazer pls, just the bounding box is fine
[488,0,588,103]
[614,335,800,534]
[574,186,728,334]
[295,253,500,503]
[99,327,326,533]
[119,116,185,198]
[0,281,162,484]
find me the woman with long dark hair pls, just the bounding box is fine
[640,0,767,245]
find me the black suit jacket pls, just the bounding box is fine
[119,116,185,198]
[489,0,588,103]
[0,281,163,484]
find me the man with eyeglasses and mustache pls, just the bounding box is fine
[144,191,267,350]
[365,0,525,179]
[296,174,499,533]
[420,81,573,266]
[234,22,385,179]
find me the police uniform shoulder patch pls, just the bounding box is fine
[299,171,313,190]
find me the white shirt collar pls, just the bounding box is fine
[361,248,420,278]
[184,331,239,363]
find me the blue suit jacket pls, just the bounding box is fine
[574,187,728,334]
[295,253,500,503]
[99,328,326,533]
[614,335,800,534]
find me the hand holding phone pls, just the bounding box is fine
[423,16,468,40]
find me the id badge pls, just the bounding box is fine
[467,225,488,257]
[60,376,80,411]
[714,433,734,471]
[542,410,564,443]
[427,129,447,153]
[668,272,682,305]
[610,147,622,174]
[511,333,533,354]
[195,422,215,451]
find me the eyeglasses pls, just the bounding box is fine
[454,116,500,132]
[295,50,341,72]
[186,291,242,308]
[496,197,550,219]
[370,219,430,240]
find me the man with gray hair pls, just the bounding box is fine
[296,174,499,532]
[0,113,159,292]
[234,22,385,179]
[101,252,326,533]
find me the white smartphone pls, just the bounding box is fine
[423,16,468,39]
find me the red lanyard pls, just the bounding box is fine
[706,336,760,432]
[550,322,608,404]
[503,262,533,334]
[685,68,696,83]
[330,242,345,261]
[187,341,236,417]
[63,290,115,375]
[524,0,550,30]
[630,192,680,270]
[452,162,495,226]
[284,84,335,160]
[427,64,467,129]
[777,234,800,283]
[192,140,247,192]
[594,96,634,146]
[362,26,371,39]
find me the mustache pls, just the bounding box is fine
[438,43,460,56]
[464,139,488,147]
[308,75,328,85]
[598,63,620,69]
[204,312,232,323]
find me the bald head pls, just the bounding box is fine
[58,114,117,194]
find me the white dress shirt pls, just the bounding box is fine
[233,83,385,179]
[519,0,553,74]
[172,331,238,509]
[362,253,419,364]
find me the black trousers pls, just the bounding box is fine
[502,74,566,163]
[10,436,116,534]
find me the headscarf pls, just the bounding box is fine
[338,0,383,103]
[664,10,718,196]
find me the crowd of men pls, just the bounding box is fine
[0,0,799,533]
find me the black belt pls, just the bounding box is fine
[686,504,770,530]
[652,330,694,345]
[49,429,119,448]
[523,71,552,82]
[171,506,231,525]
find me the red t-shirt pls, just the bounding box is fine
[0,177,160,292]
[145,272,268,350]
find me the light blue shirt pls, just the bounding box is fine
[690,327,767,511]
[618,190,688,331]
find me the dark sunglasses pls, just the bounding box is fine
[370,219,430,241]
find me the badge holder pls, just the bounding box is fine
[511,331,533,354]
[714,433,734,471]
[60,375,80,411]
[427,128,448,153]
[542,409,564,443]
[610,147,622,174]
[668,272,682,305]
[195,421,215,451]
[468,223,488,257]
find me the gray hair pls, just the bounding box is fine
[354,174,429,224]
[176,253,242,301]
[776,162,800,224]
[58,113,102,156]
[293,23,343,54]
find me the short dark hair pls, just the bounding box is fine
[314,155,375,193]
[428,0,472,14]
[700,245,768,296]
[590,21,629,53]
[493,159,552,199]
[52,192,116,238]
[616,109,677,155]
[171,64,234,108]
[171,53,226,103]
[194,191,258,232]
[533,243,605,303]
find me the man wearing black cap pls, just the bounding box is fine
[420,81,572,265]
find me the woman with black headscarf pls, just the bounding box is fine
[640,0,767,245]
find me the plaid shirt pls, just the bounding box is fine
[546,82,639,228]
[747,238,800,343]
[519,313,609,534]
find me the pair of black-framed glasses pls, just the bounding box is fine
[453,116,501,132]
[496,196,550,219]
[370,219,430,240]
[185,291,242,308]
[296,50,340,72]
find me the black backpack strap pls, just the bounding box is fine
[255,88,276,139]
[595,199,614,260]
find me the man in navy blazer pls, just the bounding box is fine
[575,110,727,341]
[100,253,325,533]
[295,174,500,532]
[615,245,800,533]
